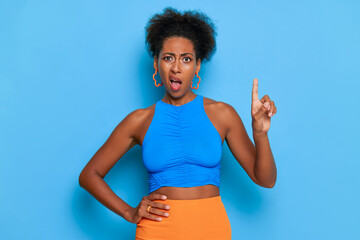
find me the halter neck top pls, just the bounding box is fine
[141,94,223,194]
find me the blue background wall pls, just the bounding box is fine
[1,0,359,239]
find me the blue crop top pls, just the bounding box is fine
[141,94,223,194]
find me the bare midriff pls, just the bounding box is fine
[150,184,220,200]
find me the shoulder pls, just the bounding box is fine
[125,103,156,124]
[203,96,238,117]
[203,96,241,131]
[120,103,156,145]
[126,104,155,121]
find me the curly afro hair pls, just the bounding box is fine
[145,7,217,63]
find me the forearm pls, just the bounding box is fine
[253,132,277,188]
[79,173,133,220]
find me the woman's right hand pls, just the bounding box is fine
[125,193,171,224]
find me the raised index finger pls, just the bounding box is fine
[252,78,259,101]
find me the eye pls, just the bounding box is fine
[164,56,172,61]
[183,57,191,62]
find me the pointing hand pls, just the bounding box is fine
[251,78,277,135]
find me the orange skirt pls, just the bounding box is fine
[135,195,231,240]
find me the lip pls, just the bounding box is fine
[169,75,182,83]
[169,75,182,91]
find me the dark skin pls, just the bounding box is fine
[79,36,277,224]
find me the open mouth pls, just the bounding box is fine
[169,77,182,91]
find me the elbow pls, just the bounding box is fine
[263,178,277,188]
[78,171,87,188]
[78,170,96,188]
[265,181,276,188]
[257,181,275,189]
[254,167,277,188]
[255,177,276,188]
[79,168,103,188]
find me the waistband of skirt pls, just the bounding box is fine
[153,195,221,205]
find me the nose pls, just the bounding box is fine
[170,59,181,73]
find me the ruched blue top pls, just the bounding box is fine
[141,94,223,194]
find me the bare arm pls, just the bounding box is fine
[223,103,277,188]
[78,109,144,221]
[252,131,277,188]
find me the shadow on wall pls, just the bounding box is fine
[221,141,265,215]
[73,145,147,239]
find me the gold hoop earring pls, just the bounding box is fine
[191,72,201,90]
[153,69,163,87]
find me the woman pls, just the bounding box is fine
[79,7,277,240]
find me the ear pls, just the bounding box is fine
[195,58,201,74]
[153,56,158,71]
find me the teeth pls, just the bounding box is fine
[170,79,181,84]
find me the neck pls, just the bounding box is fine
[162,91,197,106]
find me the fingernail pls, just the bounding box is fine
[157,217,162,221]
[165,213,169,216]
[162,195,167,199]
[166,205,170,209]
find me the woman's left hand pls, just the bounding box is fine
[251,78,277,135]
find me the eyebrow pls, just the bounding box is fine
[163,52,194,57]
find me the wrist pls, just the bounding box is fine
[253,131,268,138]
[123,206,134,222]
